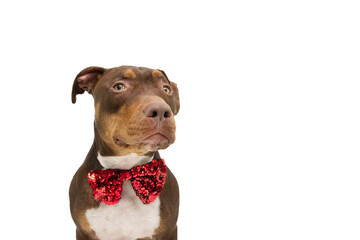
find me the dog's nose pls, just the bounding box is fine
[143,102,172,123]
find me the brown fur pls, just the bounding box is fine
[69,66,180,240]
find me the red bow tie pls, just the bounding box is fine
[87,159,166,205]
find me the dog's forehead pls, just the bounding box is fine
[103,66,166,82]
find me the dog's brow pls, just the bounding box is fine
[152,70,170,84]
[123,69,136,79]
[152,70,162,78]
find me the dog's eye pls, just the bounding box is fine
[114,83,126,91]
[163,86,171,94]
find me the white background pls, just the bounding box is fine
[1,0,359,239]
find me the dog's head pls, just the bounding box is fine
[72,66,180,156]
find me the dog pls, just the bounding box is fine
[69,66,180,240]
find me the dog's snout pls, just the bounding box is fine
[143,102,172,122]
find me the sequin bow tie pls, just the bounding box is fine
[87,159,166,205]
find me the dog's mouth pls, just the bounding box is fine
[113,132,170,148]
[142,133,169,143]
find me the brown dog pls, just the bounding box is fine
[69,66,180,240]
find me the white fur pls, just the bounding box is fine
[85,153,160,240]
[97,152,154,169]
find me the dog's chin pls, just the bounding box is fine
[140,133,171,151]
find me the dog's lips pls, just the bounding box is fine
[139,132,172,149]
[113,132,170,147]
[142,133,169,143]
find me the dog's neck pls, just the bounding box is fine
[93,126,157,169]
[97,152,155,170]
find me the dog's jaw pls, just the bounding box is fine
[97,152,154,170]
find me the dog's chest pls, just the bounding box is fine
[85,181,161,240]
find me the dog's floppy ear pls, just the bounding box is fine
[159,70,180,115]
[71,66,105,103]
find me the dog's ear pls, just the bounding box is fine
[170,81,180,115]
[71,66,105,103]
[159,70,180,115]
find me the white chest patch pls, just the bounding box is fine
[85,181,161,240]
[85,153,161,240]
